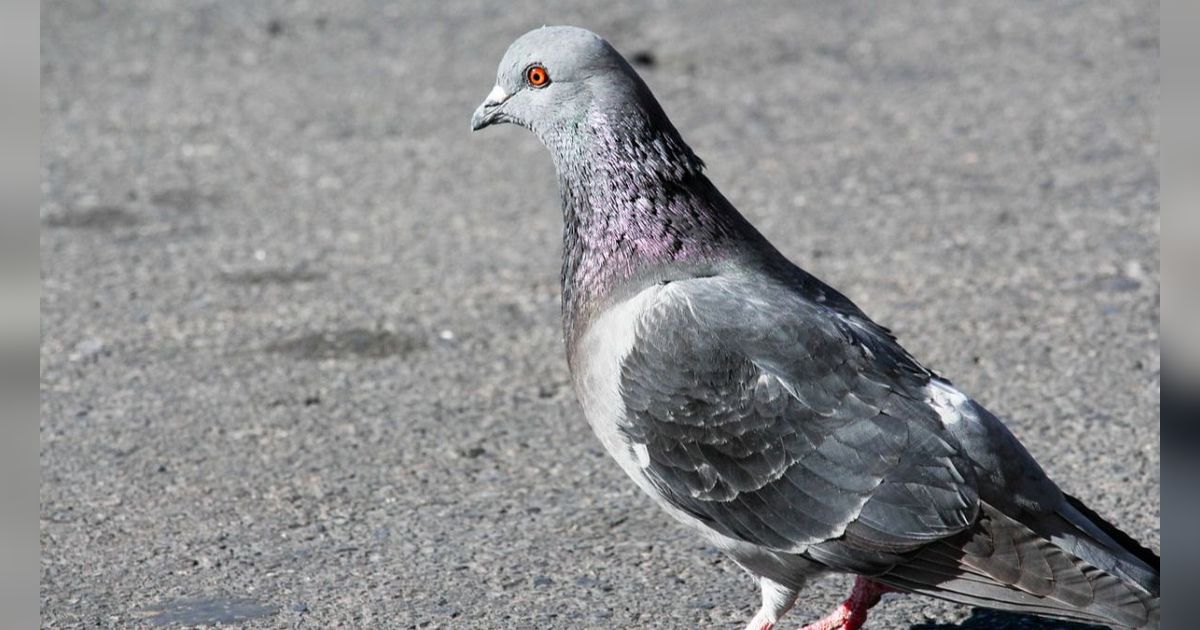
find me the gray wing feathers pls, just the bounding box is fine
[615,275,1159,628]
[618,277,978,552]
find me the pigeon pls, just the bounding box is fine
[471,26,1160,630]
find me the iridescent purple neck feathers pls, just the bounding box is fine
[547,109,767,347]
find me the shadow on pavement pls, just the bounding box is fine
[911,608,1108,630]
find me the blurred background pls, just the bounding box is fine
[32,1,1166,628]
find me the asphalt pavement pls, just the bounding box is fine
[41,1,1159,628]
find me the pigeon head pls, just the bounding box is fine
[472,26,702,184]
[471,26,628,134]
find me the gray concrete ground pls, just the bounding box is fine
[40,1,1159,628]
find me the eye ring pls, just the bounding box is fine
[525,64,550,88]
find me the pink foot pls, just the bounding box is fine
[798,576,898,630]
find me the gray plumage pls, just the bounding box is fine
[472,26,1159,629]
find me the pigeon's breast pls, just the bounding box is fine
[569,282,828,585]
[571,283,664,490]
[571,282,742,531]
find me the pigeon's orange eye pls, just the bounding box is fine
[526,65,550,88]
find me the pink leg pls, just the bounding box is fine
[798,576,899,630]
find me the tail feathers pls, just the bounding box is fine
[881,568,1140,627]
[876,502,1159,629]
[1057,492,1159,597]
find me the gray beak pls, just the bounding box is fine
[471,84,511,131]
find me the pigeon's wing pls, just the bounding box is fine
[617,273,980,555]
[618,273,1160,628]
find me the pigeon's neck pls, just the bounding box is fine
[546,111,764,349]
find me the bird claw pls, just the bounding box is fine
[796,602,852,630]
[795,576,896,630]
